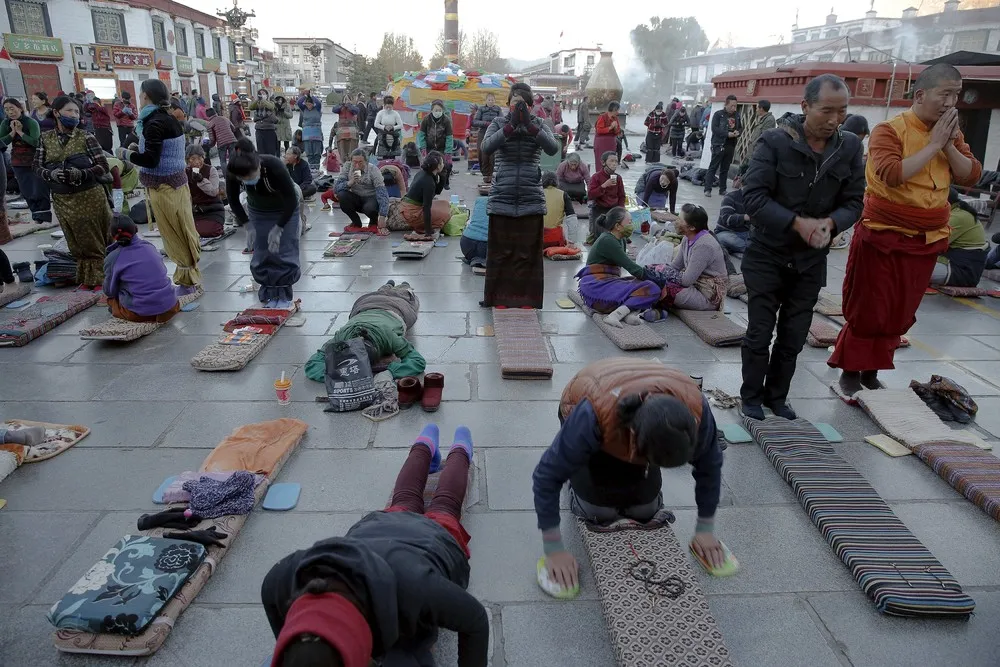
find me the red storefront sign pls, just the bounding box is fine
[96,46,153,69]
[158,70,172,83]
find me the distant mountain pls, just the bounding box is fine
[507,56,548,71]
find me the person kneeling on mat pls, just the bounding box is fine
[304,281,425,382]
[262,424,488,667]
[103,216,181,323]
[400,150,451,242]
[186,144,225,238]
[461,196,490,270]
[532,358,726,595]
[226,138,301,309]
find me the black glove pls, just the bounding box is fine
[191,171,204,182]
[137,509,201,531]
[163,527,229,549]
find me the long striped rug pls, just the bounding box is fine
[743,416,975,618]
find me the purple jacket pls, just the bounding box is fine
[102,237,178,316]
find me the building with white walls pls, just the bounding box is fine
[0,0,246,103]
[272,38,352,89]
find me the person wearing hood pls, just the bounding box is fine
[643,102,669,163]
[416,100,454,190]
[472,93,502,185]
[211,93,223,116]
[740,74,864,420]
[261,424,487,667]
[830,64,981,395]
[33,95,113,289]
[479,82,560,309]
[331,96,361,163]
[704,95,743,197]
[113,92,137,146]
[532,358,726,596]
[103,215,181,323]
[273,95,295,152]
[249,90,280,157]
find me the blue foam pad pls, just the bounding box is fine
[152,475,178,504]
[181,302,200,312]
[720,423,752,443]
[814,423,843,443]
[262,483,300,511]
[434,241,448,247]
[5,299,30,309]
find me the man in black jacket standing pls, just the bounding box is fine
[740,74,864,420]
[704,94,743,197]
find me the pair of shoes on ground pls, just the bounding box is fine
[413,423,473,473]
[259,298,293,309]
[837,370,886,396]
[741,401,797,421]
[397,373,444,412]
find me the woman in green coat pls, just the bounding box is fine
[273,95,295,151]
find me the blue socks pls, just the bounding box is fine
[414,424,441,473]
[451,426,473,462]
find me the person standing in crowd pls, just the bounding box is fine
[575,95,589,149]
[186,144,225,238]
[668,105,690,158]
[740,74,864,420]
[76,92,94,134]
[205,107,238,176]
[273,95,294,152]
[226,137,301,309]
[586,151,626,246]
[594,101,621,168]
[85,96,113,152]
[296,95,324,170]
[113,92,136,147]
[334,148,389,233]
[33,95,113,289]
[365,91,380,140]
[355,92,369,143]
[211,92,223,117]
[331,96,360,163]
[747,99,776,155]
[473,93,502,186]
[479,82,560,310]
[417,100,454,189]
[249,90,280,157]
[556,152,590,204]
[118,78,202,294]
[229,94,248,137]
[828,64,981,395]
[30,92,56,134]
[643,102,669,163]
[0,99,51,223]
[704,95,742,197]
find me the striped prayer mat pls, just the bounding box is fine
[911,442,1000,523]
[492,308,553,379]
[743,417,975,618]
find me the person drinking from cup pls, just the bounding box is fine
[585,151,626,246]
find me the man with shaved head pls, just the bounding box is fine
[828,64,982,396]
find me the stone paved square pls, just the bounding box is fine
[2,139,999,667]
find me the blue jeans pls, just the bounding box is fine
[986,244,1000,270]
[715,229,749,254]
[304,139,323,169]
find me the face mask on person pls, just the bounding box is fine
[59,114,79,128]
[619,224,635,238]
[432,109,443,119]
[243,176,259,186]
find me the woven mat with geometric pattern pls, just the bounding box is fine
[492,308,552,379]
[577,519,733,666]
[567,289,666,351]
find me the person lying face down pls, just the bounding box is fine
[304,282,426,383]
[532,358,726,594]
[262,424,488,667]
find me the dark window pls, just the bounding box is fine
[229,39,236,62]
[92,10,127,45]
[194,30,205,58]
[7,0,50,36]
[152,18,165,51]
[176,25,188,55]
[213,35,221,60]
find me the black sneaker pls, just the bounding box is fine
[741,403,765,420]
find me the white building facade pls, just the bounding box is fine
[0,0,246,103]
[272,38,352,90]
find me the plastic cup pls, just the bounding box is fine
[360,264,372,278]
[274,378,292,405]
[610,175,618,184]
[354,170,362,179]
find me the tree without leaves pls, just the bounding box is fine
[631,16,708,97]
[429,29,467,69]
[375,32,424,80]
[465,29,509,73]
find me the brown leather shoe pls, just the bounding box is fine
[421,373,444,412]
[396,376,422,410]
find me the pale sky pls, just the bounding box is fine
[188,0,924,66]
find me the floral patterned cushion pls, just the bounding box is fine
[48,535,206,635]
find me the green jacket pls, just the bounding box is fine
[305,309,426,382]
[587,232,645,278]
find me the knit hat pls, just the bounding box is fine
[271,594,372,667]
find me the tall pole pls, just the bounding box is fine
[444,0,459,64]
[217,0,255,98]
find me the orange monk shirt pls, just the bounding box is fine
[863,110,982,244]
